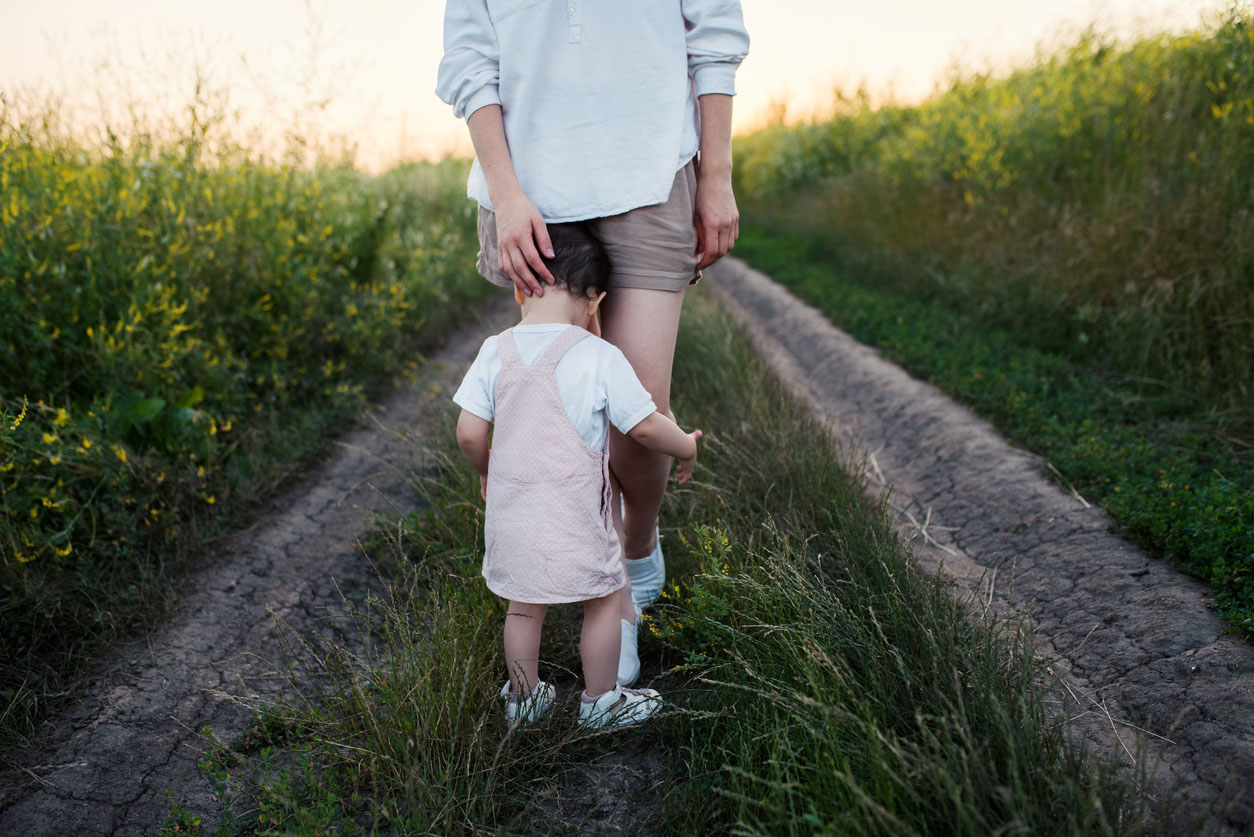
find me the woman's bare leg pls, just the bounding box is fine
[600,286,687,569]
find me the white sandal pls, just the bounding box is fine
[500,680,556,725]
[578,684,662,730]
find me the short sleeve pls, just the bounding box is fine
[602,347,657,434]
[452,337,498,422]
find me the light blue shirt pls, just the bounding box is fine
[436,0,750,222]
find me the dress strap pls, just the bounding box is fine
[535,325,591,370]
[496,328,522,369]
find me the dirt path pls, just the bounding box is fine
[0,296,516,836]
[710,258,1254,835]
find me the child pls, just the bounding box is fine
[453,224,702,729]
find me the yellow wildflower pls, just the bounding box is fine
[42,433,57,444]
[83,438,92,449]
[54,543,72,557]
[16,549,35,564]
[53,407,70,426]
[9,396,28,430]
[112,445,127,463]
[206,495,216,504]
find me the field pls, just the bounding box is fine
[0,105,491,742]
[731,7,1253,632]
[3,8,1251,833]
[182,292,1150,835]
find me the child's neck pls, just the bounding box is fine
[518,291,590,328]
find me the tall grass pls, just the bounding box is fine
[0,94,488,744]
[735,6,1254,421]
[193,293,1153,834]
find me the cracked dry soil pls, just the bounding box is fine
[711,258,1254,835]
[0,296,517,836]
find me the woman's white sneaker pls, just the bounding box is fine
[578,684,663,730]
[500,680,556,726]
[617,618,640,687]
[626,530,665,610]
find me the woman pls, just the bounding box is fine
[436,0,749,682]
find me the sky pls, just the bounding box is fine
[0,0,1226,171]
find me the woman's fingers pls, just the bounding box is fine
[533,215,556,260]
[495,197,555,295]
[501,245,543,297]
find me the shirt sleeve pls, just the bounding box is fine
[452,337,497,422]
[681,0,750,97]
[435,0,502,120]
[602,347,658,435]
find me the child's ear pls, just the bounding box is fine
[514,285,526,305]
[586,291,607,317]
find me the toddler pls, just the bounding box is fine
[453,224,701,729]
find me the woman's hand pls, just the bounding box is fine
[694,166,739,271]
[494,191,555,297]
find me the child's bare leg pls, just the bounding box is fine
[581,591,622,696]
[504,601,549,696]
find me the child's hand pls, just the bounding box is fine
[675,429,702,485]
[479,471,488,502]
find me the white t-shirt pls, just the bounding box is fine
[453,324,657,451]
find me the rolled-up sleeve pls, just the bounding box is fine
[681,0,750,97]
[435,0,502,119]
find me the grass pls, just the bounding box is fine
[730,7,1254,633]
[186,291,1158,834]
[0,101,492,745]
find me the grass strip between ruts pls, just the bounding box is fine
[183,290,1155,835]
[728,228,1252,636]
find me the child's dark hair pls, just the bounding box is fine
[541,223,611,298]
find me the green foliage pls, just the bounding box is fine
[734,7,1254,417]
[732,225,1253,634]
[730,8,1254,633]
[0,103,490,743]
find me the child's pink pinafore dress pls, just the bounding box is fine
[482,325,626,604]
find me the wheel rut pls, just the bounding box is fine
[710,258,1253,835]
[0,297,517,835]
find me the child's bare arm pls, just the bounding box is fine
[627,412,703,485]
[456,410,492,499]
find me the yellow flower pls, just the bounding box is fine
[42,433,57,444]
[197,465,205,478]
[54,543,72,557]
[221,419,232,432]
[9,396,28,430]
[205,495,216,504]
[53,407,69,426]
[49,456,61,465]
[112,445,127,463]
[16,549,35,564]
[83,438,92,449]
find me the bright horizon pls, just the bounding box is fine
[0,0,1226,172]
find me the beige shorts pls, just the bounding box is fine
[476,159,702,292]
